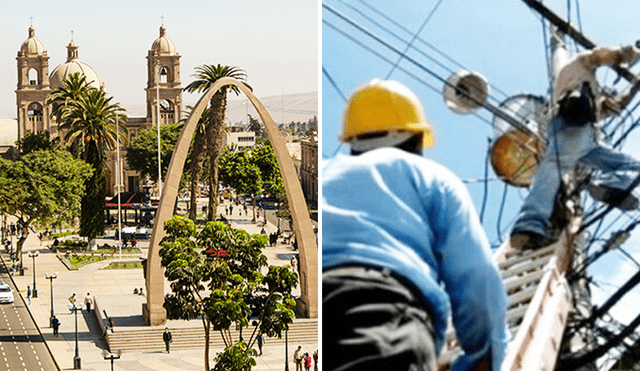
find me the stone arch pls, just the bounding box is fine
[143,77,318,325]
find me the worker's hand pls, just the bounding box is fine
[620,44,640,68]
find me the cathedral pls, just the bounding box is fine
[15,24,184,196]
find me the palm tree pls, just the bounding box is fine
[46,72,94,123]
[184,64,252,221]
[56,87,128,243]
[180,105,210,221]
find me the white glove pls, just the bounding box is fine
[620,45,640,68]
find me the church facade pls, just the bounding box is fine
[15,24,183,196]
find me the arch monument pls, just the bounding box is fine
[142,77,318,325]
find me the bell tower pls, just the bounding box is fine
[146,24,182,126]
[16,25,52,140]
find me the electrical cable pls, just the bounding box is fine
[479,137,491,224]
[496,183,509,243]
[386,0,446,79]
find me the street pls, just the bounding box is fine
[0,266,57,371]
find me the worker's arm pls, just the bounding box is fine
[582,45,640,68]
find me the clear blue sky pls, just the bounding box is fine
[322,0,640,327]
[0,0,318,117]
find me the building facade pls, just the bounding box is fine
[300,134,318,208]
[15,24,183,196]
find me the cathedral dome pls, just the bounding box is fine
[19,26,45,56]
[150,25,176,55]
[49,41,102,90]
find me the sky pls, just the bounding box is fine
[0,0,318,118]
[322,0,640,342]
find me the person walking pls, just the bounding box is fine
[257,331,265,356]
[323,80,508,371]
[303,352,312,371]
[68,293,76,305]
[26,286,31,305]
[84,293,93,313]
[51,316,60,337]
[313,350,318,371]
[293,346,304,371]
[163,327,172,353]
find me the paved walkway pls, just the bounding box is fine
[1,199,317,370]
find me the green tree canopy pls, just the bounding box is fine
[159,216,297,371]
[126,122,182,183]
[0,149,93,257]
[16,131,63,156]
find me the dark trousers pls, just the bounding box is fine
[165,341,170,353]
[323,266,436,371]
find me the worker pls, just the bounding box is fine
[510,34,640,250]
[322,79,508,371]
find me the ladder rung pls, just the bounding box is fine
[502,255,552,278]
[505,269,545,292]
[499,245,556,270]
[507,304,529,324]
[508,285,537,307]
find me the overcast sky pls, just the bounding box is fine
[0,0,318,118]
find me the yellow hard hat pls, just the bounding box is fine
[341,79,434,149]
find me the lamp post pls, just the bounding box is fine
[44,272,57,326]
[284,328,289,371]
[156,61,167,199]
[69,303,83,369]
[102,349,122,371]
[28,251,38,297]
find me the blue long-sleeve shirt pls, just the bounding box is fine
[322,148,509,371]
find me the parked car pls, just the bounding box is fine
[0,282,14,304]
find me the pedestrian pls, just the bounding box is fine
[225,205,229,215]
[293,346,304,371]
[303,352,312,371]
[257,331,265,356]
[51,316,60,337]
[26,286,31,305]
[163,327,172,353]
[38,232,43,246]
[230,205,234,215]
[313,350,318,371]
[322,80,508,371]
[510,36,640,250]
[131,237,137,248]
[68,293,76,305]
[84,293,93,313]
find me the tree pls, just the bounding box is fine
[247,114,263,138]
[126,122,182,183]
[45,72,94,123]
[179,105,210,221]
[52,84,128,243]
[159,216,297,371]
[0,149,93,258]
[16,131,62,156]
[219,148,263,220]
[251,144,284,198]
[184,64,252,221]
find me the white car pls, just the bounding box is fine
[0,282,14,304]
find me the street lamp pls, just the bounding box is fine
[69,303,84,369]
[156,61,167,199]
[44,272,57,326]
[102,349,122,371]
[28,250,38,297]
